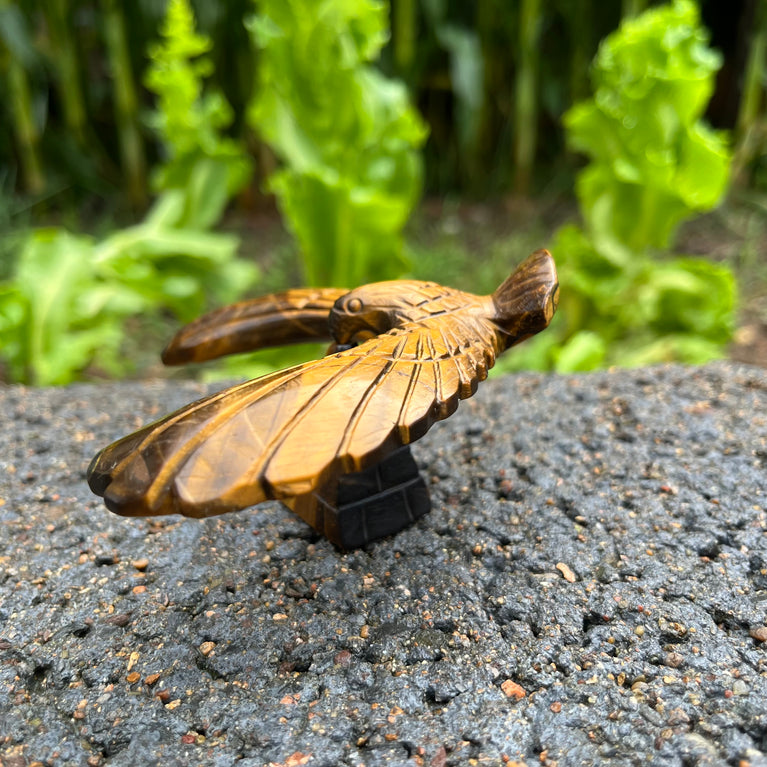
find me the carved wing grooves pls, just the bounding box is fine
[255,353,371,489]
[423,332,441,406]
[440,322,478,384]
[95,354,340,512]
[162,287,347,364]
[89,249,559,539]
[437,323,475,398]
[337,333,410,459]
[141,360,338,509]
[99,374,266,496]
[396,332,425,442]
[101,319,493,516]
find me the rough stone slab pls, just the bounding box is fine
[1,363,766,767]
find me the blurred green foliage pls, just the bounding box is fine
[566,0,730,254]
[0,0,752,384]
[0,1,762,201]
[0,0,256,385]
[0,209,248,384]
[506,0,737,372]
[145,0,252,224]
[248,0,427,287]
[188,0,430,384]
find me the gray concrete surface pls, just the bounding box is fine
[1,363,766,767]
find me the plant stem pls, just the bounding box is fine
[46,0,87,145]
[621,0,646,19]
[475,0,497,185]
[569,0,593,105]
[732,0,767,184]
[332,191,352,287]
[513,0,543,195]
[392,0,416,77]
[100,0,147,209]
[5,51,44,193]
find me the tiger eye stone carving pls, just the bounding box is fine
[87,249,559,548]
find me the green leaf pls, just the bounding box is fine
[179,157,242,230]
[249,0,427,287]
[436,25,484,147]
[0,3,38,68]
[554,331,608,373]
[0,281,28,381]
[0,229,127,385]
[641,257,737,341]
[1,0,261,386]
[611,334,725,367]
[144,0,252,222]
[565,0,731,252]
[540,0,738,373]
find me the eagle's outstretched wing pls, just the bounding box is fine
[161,287,347,365]
[87,311,498,521]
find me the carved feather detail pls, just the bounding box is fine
[88,249,558,547]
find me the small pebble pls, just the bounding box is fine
[556,562,576,583]
[501,680,526,700]
[664,652,684,668]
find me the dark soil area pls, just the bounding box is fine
[1,362,766,765]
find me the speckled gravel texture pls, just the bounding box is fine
[1,362,766,767]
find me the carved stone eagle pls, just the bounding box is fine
[88,249,558,548]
